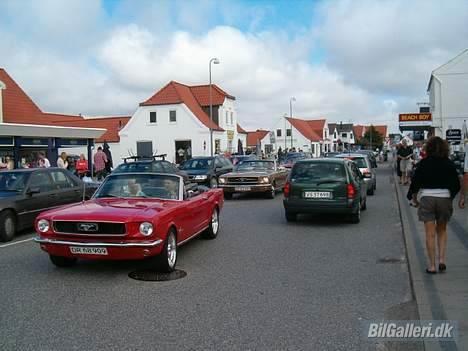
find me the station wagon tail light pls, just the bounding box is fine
[139,222,153,236]
[37,219,50,233]
[347,184,356,199]
[362,169,372,178]
[284,182,291,198]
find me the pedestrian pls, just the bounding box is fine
[407,136,461,274]
[76,154,88,178]
[93,146,108,181]
[103,141,113,174]
[459,142,467,209]
[38,152,51,168]
[397,140,413,185]
[57,152,68,169]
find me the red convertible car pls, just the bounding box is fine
[34,173,224,272]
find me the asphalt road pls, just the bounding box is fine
[0,164,415,351]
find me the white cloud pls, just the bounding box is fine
[2,0,467,133]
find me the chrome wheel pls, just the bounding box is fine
[4,217,15,237]
[211,209,219,234]
[167,232,177,269]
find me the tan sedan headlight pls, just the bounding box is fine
[139,222,153,236]
[259,176,270,184]
[219,177,226,184]
[37,219,50,233]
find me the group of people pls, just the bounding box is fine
[400,136,466,275]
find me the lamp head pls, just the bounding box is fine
[212,58,220,64]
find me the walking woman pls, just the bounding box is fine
[407,137,460,274]
[75,154,88,178]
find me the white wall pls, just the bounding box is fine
[429,52,468,137]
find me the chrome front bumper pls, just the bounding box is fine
[34,237,163,248]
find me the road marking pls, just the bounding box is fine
[0,237,34,248]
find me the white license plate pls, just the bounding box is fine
[235,186,251,192]
[303,191,332,199]
[70,247,108,255]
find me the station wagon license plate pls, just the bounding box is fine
[70,247,108,255]
[235,186,251,192]
[303,191,332,199]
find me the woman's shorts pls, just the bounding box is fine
[418,196,453,223]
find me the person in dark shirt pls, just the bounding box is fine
[407,137,460,274]
[397,140,413,185]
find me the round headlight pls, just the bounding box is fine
[139,222,153,236]
[37,219,50,233]
[219,177,226,184]
[260,176,270,183]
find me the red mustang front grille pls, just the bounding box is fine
[53,221,126,236]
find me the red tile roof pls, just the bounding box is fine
[353,125,366,140]
[140,81,234,131]
[55,117,131,143]
[247,130,270,147]
[286,117,325,142]
[237,123,248,134]
[374,125,388,137]
[0,68,126,142]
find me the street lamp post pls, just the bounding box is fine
[289,97,296,149]
[209,58,220,156]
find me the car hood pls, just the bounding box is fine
[41,198,180,222]
[223,170,272,177]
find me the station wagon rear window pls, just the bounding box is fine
[291,162,346,182]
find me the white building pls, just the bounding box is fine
[271,117,331,157]
[328,123,355,151]
[428,48,468,137]
[119,81,247,164]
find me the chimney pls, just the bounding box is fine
[0,80,6,123]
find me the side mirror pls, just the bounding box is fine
[27,187,41,195]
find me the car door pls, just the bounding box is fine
[350,163,365,200]
[18,170,59,225]
[49,169,83,206]
[275,162,289,187]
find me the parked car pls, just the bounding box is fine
[219,160,289,199]
[335,153,376,195]
[230,154,257,166]
[323,152,340,158]
[34,173,224,272]
[281,152,309,169]
[283,158,367,223]
[113,156,188,182]
[352,150,378,168]
[0,168,98,242]
[179,156,233,188]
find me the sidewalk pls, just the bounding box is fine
[394,168,467,351]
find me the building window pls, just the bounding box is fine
[341,133,347,138]
[324,130,328,139]
[286,129,292,137]
[149,112,157,123]
[169,110,177,123]
[225,111,229,124]
[334,132,337,139]
[230,112,233,125]
[276,129,282,137]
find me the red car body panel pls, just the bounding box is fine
[34,189,224,261]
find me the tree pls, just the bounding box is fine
[360,125,383,150]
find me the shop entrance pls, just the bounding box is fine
[175,140,192,164]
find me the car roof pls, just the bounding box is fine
[294,158,347,164]
[335,153,367,158]
[107,172,183,179]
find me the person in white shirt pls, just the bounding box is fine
[57,152,69,169]
[38,152,50,168]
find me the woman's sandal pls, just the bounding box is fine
[439,263,447,272]
[426,268,437,274]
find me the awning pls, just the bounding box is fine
[0,123,106,139]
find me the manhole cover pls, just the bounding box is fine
[377,257,405,264]
[128,269,187,281]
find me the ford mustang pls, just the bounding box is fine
[34,173,224,272]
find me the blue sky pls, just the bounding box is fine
[1,0,467,131]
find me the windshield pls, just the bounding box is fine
[94,174,180,200]
[291,162,346,182]
[180,159,213,170]
[235,161,274,171]
[0,172,29,192]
